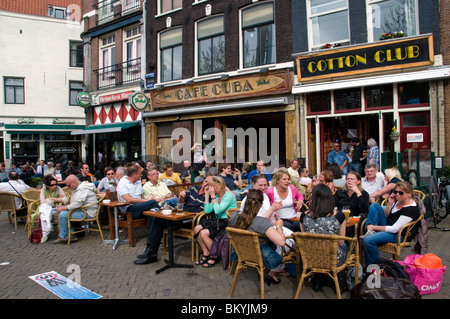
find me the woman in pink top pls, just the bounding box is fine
[265,168,304,232]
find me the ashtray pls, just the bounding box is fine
[162,209,172,215]
[103,199,111,204]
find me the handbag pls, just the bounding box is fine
[351,260,421,299]
[397,254,446,295]
[29,217,43,244]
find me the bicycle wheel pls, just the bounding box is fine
[438,183,450,221]
[429,175,439,213]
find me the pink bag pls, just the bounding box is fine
[397,254,446,295]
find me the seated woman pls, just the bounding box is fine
[38,175,69,243]
[229,189,286,285]
[194,176,237,267]
[362,181,420,267]
[300,184,348,291]
[265,168,304,232]
[333,171,370,218]
[369,167,402,203]
[306,169,335,194]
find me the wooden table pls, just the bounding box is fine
[101,201,130,250]
[144,209,197,274]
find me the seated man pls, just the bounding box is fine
[298,167,312,185]
[143,166,177,207]
[117,165,161,265]
[158,164,182,185]
[134,176,213,265]
[0,171,33,208]
[247,160,272,187]
[361,163,385,203]
[218,163,242,200]
[53,175,98,244]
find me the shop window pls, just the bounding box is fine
[160,28,182,82]
[307,91,331,114]
[365,84,393,109]
[45,141,81,163]
[242,2,276,68]
[308,0,350,50]
[334,88,361,112]
[398,82,429,107]
[197,16,225,75]
[402,113,427,127]
[368,0,418,42]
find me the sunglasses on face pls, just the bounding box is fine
[393,190,405,195]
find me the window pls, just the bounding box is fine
[334,88,361,112]
[160,28,182,82]
[308,0,350,49]
[69,81,83,106]
[125,25,142,63]
[70,41,83,68]
[48,5,67,19]
[242,2,276,68]
[368,0,418,41]
[197,16,225,75]
[307,91,331,114]
[4,77,24,104]
[365,84,393,109]
[100,34,116,83]
[97,0,114,24]
[398,82,429,107]
[160,0,182,14]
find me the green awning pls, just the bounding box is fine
[71,121,140,135]
[6,124,85,134]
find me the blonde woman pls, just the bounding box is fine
[194,176,237,267]
[363,181,420,265]
[369,167,403,203]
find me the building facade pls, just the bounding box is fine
[0,0,85,166]
[78,0,145,165]
[291,0,449,185]
[142,0,295,172]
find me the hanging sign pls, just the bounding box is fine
[77,92,91,108]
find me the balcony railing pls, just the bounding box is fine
[94,58,141,90]
[95,0,141,25]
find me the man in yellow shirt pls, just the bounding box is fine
[143,166,176,207]
[158,164,182,185]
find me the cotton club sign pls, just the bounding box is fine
[295,35,434,82]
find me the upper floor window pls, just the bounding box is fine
[4,77,25,104]
[70,41,83,68]
[368,0,418,41]
[308,0,350,50]
[100,34,116,68]
[69,81,83,106]
[197,16,225,76]
[97,0,115,24]
[48,5,67,19]
[160,28,182,82]
[125,25,142,62]
[160,0,182,14]
[242,2,275,68]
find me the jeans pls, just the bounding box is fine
[363,203,401,266]
[58,209,86,239]
[230,241,282,270]
[350,163,362,175]
[126,200,160,244]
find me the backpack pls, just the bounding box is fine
[29,218,43,244]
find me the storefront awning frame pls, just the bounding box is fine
[70,121,140,135]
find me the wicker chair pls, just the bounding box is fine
[25,200,41,237]
[0,191,28,229]
[359,215,424,261]
[293,230,359,299]
[62,186,73,198]
[162,211,206,261]
[226,227,297,299]
[413,190,426,201]
[67,194,106,244]
[22,189,41,206]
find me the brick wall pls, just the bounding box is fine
[440,0,450,164]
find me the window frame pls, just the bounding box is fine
[158,0,182,15]
[196,15,225,76]
[159,27,183,83]
[307,0,350,50]
[70,41,83,68]
[4,77,25,104]
[241,1,276,69]
[69,81,83,106]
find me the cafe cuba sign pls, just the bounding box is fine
[150,70,290,108]
[296,35,434,82]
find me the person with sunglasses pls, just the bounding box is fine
[38,175,69,243]
[362,181,420,266]
[97,167,117,194]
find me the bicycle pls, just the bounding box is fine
[428,175,450,231]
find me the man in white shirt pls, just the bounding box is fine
[0,171,31,208]
[298,167,312,185]
[116,165,161,265]
[361,164,385,202]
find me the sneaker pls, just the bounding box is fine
[41,235,48,243]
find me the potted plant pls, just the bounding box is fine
[379,31,406,41]
[390,126,400,141]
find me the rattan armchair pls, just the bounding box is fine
[25,200,41,237]
[293,230,359,299]
[22,189,40,206]
[67,194,106,244]
[0,191,28,229]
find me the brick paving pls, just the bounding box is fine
[0,214,449,300]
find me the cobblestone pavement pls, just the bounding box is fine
[1,213,449,302]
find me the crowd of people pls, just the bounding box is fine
[0,146,424,292]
